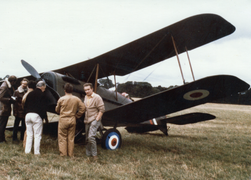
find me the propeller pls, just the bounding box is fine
[21,59,60,107]
[21,60,41,79]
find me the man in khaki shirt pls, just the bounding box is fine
[83,83,105,160]
[55,83,85,157]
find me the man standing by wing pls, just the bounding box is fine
[83,83,105,160]
[55,83,85,157]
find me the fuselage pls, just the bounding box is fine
[41,71,132,113]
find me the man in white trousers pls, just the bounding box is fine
[24,81,47,155]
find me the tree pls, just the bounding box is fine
[117,81,168,98]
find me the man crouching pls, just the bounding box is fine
[55,83,85,157]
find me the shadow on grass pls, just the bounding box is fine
[126,131,207,141]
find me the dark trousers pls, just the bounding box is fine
[0,116,9,142]
[13,117,25,141]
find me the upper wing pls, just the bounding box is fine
[102,75,249,126]
[54,14,235,82]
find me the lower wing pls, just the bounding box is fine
[102,75,249,126]
[125,112,216,135]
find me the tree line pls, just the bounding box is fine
[98,78,176,98]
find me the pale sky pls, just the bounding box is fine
[1,0,251,87]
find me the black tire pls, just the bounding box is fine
[101,128,122,150]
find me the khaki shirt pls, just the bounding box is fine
[55,94,86,120]
[84,93,105,124]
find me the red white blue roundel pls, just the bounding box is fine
[183,89,210,101]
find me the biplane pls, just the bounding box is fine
[6,13,250,150]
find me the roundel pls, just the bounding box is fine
[183,89,210,101]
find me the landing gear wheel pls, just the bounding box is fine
[101,128,122,150]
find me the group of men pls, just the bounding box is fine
[0,76,105,160]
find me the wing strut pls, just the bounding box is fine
[87,65,97,83]
[86,64,100,93]
[94,64,99,93]
[114,73,118,101]
[186,47,195,81]
[171,36,185,84]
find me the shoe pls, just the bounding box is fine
[93,156,98,161]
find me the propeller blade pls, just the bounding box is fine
[46,84,60,101]
[21,59,41,79]
[21,60,60,107]
[43,86,60,113]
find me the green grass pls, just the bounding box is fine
[1,103,251,179]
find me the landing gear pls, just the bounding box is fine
[74,118,85,144]
[101,128,122,150]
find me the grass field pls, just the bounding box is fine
[0,103,251,179]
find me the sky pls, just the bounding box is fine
[0,0,251,87]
